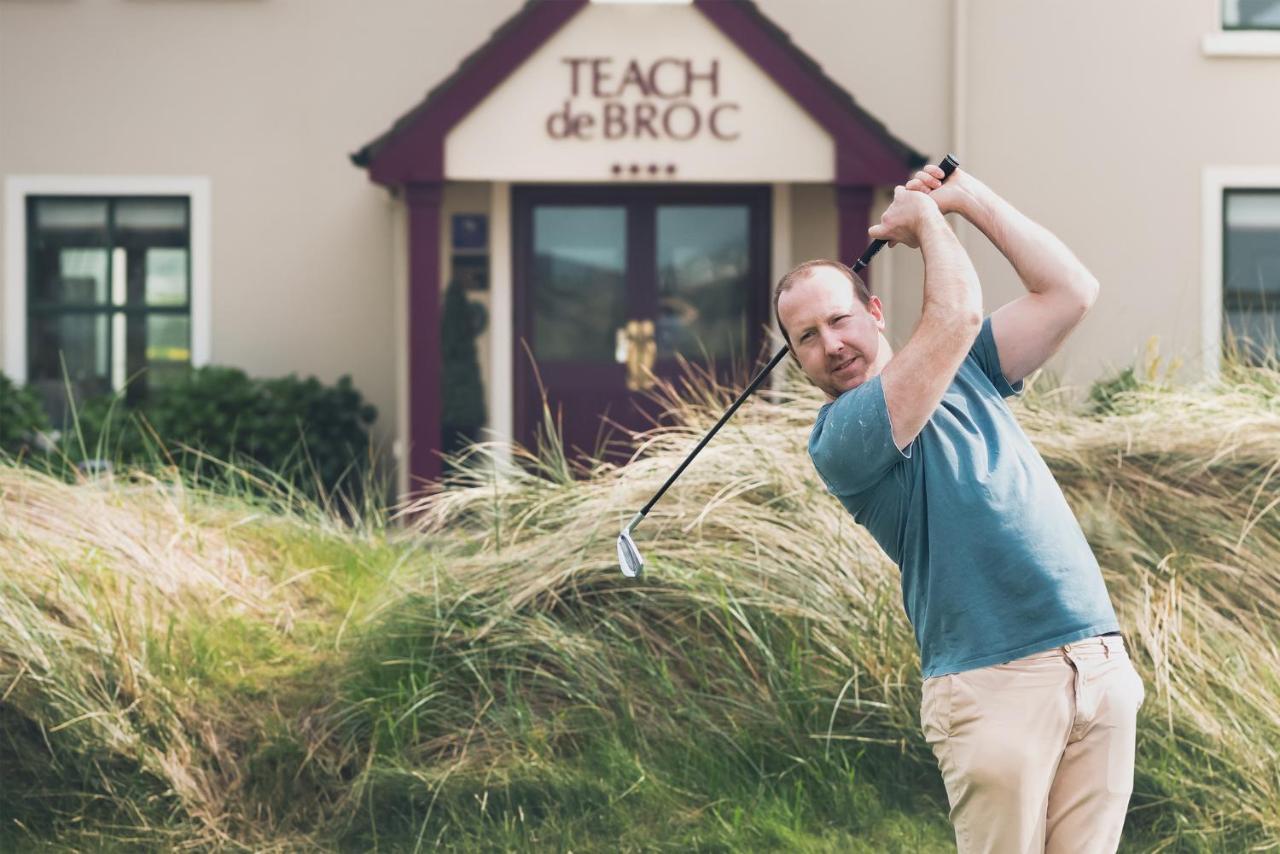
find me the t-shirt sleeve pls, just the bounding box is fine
[968,315,1025,398]
[808,374,912,497]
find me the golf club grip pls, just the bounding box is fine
[635,154,960,521]
[852,154,959,273]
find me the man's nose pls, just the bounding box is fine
[820,328,845,354]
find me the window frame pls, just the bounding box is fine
[1201,167,1280,378]
[3,176,211,389]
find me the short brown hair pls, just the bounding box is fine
[773,259,872,349]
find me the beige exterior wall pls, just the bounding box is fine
[3,0,1277,481]
[957,2,1280,386]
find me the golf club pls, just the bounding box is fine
[617,154,960,578]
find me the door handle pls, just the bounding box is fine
[617,319,657,391]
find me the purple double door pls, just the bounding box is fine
[513,185,771,469]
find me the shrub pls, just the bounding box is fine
[1087,336,1180,415]
[0,373,50,457]
[71,366,378,502]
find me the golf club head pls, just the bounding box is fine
[617,512,645,577]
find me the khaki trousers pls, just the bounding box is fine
[920,635,1145,854]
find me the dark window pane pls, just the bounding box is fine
[1225,308,1280,363]
[33,198,108,232]
[655,205,750,362]
[115,198,188,247]
[1225,192,1280,296]
[1224,0,1280,27]
[28,312,112,426]
[29,199,111,306]
[531,206,627,363]
[1225,190,1280,362]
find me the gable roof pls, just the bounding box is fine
[352,0,925,187]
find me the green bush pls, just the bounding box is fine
[0,373,49,457]
[71,366,378,502]
[1086,337,1180,416]
[1086,365,1140,415]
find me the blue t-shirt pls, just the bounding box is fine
[808,316,1119,678]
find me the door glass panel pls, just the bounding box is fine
[655,205,750,361]
[532,206,627,362]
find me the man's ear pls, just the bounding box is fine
[867,295,886,328]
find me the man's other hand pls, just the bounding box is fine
[867,185,943,249]
[904,164,985,218]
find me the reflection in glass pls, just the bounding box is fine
[147,314,191,386]
[55,249,110,304]
[33,198,108,231]
[146,248,189,305]
[115,198,188,232]
[532,206,627,362]
[655,205,750,362]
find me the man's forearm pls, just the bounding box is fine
[918,213,983,325]
[955,183,1099,304]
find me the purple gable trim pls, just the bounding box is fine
[837,185,875,289]
[406,182,444,489]
[364,0,589,186]
[691,0,925,185]
[355,0,922,187]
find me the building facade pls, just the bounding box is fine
[2,0,1278,498]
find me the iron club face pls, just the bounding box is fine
[617,512,645,577]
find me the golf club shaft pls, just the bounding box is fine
[634,153,960,522]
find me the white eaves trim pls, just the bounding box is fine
[3,175,212,383]
[1202,30,1280,57]
[1201,166,1280,380]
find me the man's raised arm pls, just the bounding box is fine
[868,186,983,451]
[906,166,1100,386]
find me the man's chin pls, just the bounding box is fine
[824,374,864,399]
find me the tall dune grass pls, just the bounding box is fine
[1,350,1278,850]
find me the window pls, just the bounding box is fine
[1223,190,1280,363]
[26,196,192,424]
[1223,0,1280,29]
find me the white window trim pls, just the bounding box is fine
[1202,29,1280,57]
[1201,166,1280,379]
[3,175,211,385]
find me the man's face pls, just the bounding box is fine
[777,266,887,401]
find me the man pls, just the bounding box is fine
[773,165,1145,853]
